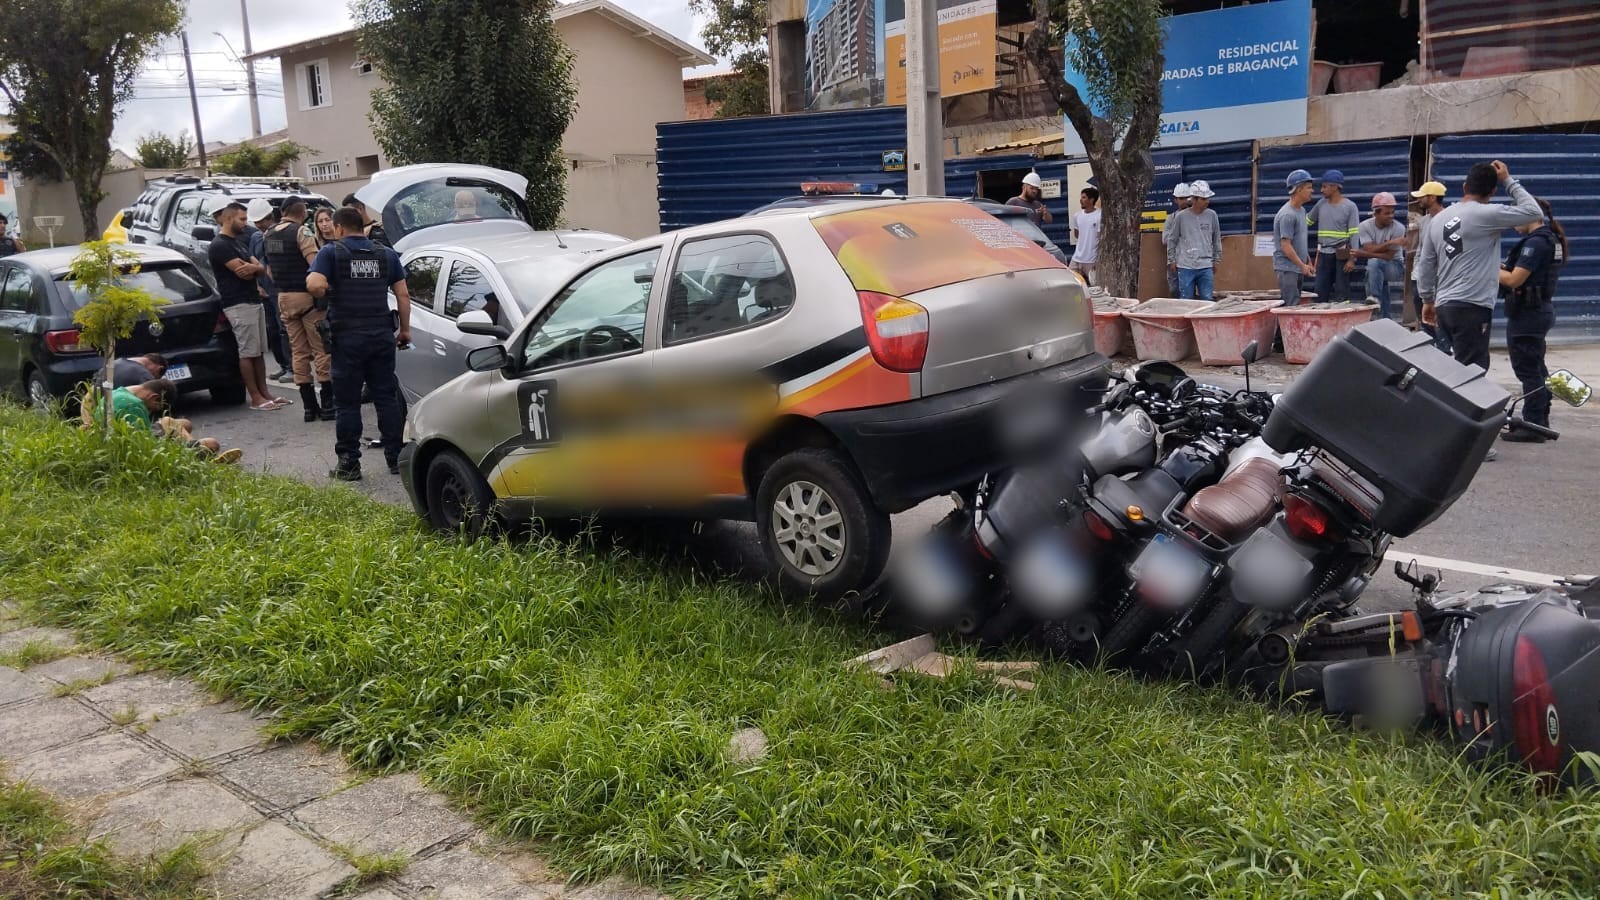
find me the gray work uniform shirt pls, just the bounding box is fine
[1415,179,1542,309]
[1358,218,1407,264]
[1309,197,1362,251]
[1272,201,1309,274]
[1164,207,1222,270]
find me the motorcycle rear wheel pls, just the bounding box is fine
[1098,601,1163,666]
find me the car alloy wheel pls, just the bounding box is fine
[26,373,52,410]
[772,479,847,577]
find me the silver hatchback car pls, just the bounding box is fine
[398,198,1109,600]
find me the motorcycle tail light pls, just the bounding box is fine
[1083,510,1115,542]
[857,291,929,373]
[1511,635,1562,774]
[1284,493,1340,543]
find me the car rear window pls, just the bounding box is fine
[55,263,212,311]
[811,201,1064,298]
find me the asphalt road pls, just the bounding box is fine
[172,351,1600,614]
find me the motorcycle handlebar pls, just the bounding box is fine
[1509,417,1560,441]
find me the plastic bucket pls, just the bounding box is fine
[1123,299,1212,362]
[1091,295,1139,358]
[1270,303,1379,364]
[1188,298,1284,365]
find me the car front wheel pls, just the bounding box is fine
[425,449,498,538]
[756,448,890,603]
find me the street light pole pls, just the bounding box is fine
[905,0,944,197]
[181,32,208,169]
[238,0,261,138]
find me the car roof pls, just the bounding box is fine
[9,244,193,275]
[421,229,631,265]
[729,195,964,227]
[744,193,1028,219]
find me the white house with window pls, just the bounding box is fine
[243,0,713,237]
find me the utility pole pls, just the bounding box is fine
[239,0,261,138]
[182,32,208,169]
[905,0,944,197]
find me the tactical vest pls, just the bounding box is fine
[0,236,19,258]
[1506,228,1560,312]
[328,241,392,324]
[263,221,309,292]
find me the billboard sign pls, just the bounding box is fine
[885,0,997,106]
[1063,0,1311,155]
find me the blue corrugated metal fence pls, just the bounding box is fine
[1430,134,1600,343]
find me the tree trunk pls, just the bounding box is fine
[76,178,103,240]
[1087,155,1152,298]
[100,351,114,434]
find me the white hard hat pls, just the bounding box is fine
[245,198,275,222]
[1022,172,1044,189]
[881,188,896,196]
[1188,179,1215,199]
[1173,182,1192,198]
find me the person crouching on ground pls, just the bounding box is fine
[112,353,167,387]
[93,378,242,463]
[1353,192,1406,319]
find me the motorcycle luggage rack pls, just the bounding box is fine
[1156,493,1240,558]
[1303,450,1382,524]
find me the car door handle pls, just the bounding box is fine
[433,339,447,356]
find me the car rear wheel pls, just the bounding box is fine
[425,449,497,538]
[210,382,248,406]
[25,370,53,411]
[756,448,890,603]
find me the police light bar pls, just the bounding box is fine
[800,181,879,196]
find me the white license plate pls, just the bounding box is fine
[1130,533,1211,608]
[165,363,191,382]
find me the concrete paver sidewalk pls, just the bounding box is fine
[0,605,663,899]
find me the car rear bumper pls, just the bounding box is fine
[817,353,1111,513]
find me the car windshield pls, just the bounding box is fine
[383,179,529,243]
[995,212,1051,246]
[54,264,212,311]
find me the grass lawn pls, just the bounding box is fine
[0,406,1596,897]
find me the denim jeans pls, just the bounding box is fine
[260,291,292,370]
[330,326,405,467]
[1178,267,1215,300]
[1364,258,1403,319]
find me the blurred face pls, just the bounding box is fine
[1373,206,1395,226]
[219,208,245,235]
[1190,195,1210,212]
[1321,183,1340,200]
[453,190,479,220]
[0,219,9,235]
[315,210,335,237]
[1021,184,1040,201]
[1079,191,1096,211]
[1291,182,1313,205]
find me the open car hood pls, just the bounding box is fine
[355,163,534,253]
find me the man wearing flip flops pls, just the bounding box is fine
[207,201,292,412]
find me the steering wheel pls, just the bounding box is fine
[580,325,640,357]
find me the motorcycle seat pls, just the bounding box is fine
[1181,457,1283,542]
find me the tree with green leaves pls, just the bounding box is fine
[210,141,312,178]
[687,0,770,118]
[0,0,183,237]
[1025,0,1165,297]
[68,241,169,433]
[354,0,575,229]
[134,131,193,170]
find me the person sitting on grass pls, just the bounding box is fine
[112,353,168,387]
[91,378,243,464]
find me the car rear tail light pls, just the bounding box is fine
[1512,635,1562,774]
[1284,493,1339,543]
[43,329,91,354]
[857,290,929,373]
[215,313,230,334]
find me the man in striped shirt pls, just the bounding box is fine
[1307,169,1362,304]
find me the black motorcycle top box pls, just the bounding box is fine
[1262,319,1508,537]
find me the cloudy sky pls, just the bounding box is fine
[112,0,714,155]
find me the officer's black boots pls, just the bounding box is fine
[330,457,362,482]
[300,384,320,423]
[318,382,336,421]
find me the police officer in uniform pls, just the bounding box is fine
[306,207,412,480]
[1498,196,1565,443]
[264,197,335,422]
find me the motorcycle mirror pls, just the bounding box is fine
[1240,341,1260,366]
[1547,369,1592,408]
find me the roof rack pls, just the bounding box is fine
[200,175,309,191]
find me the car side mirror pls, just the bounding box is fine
[191,224,216,242]
[457,310,510,340]
[466,344,511,372]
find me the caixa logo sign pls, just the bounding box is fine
[1161,120,1202,136]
